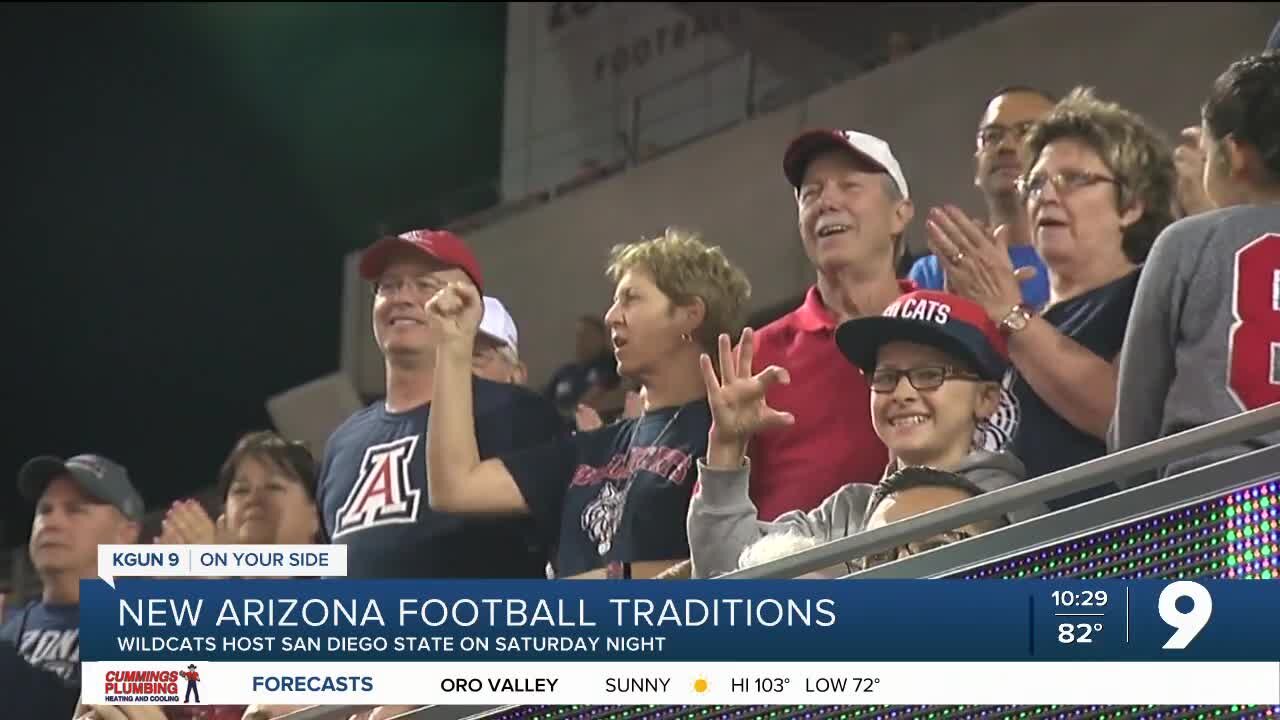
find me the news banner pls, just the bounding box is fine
[81,545,1280,707]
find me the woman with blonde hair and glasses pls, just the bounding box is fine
[424,228,751,579]
[925,87,1176,505]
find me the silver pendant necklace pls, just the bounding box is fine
[595,402,690,557]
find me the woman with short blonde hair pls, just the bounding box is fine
[606,227,752,361]
[424,227,751,579]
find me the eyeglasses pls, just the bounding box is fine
[1016,169,1121,200]
[976,121,1036,150]
[862,529,976,569]
[373,275,447,299]
[869,366,981,393]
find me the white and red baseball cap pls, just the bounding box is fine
[478,296,519,356]
[835,290,1008,381]
[783,128,910,200]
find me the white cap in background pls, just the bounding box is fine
[478,296,519,357]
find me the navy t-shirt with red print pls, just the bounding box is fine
[504,399,712,577]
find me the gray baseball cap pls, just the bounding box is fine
[18,453,145,522]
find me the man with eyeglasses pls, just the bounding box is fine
[909,87,1055,310]
[688,290,1044,579]
[314,229,564,578]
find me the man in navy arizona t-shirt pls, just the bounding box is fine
[316,228,566,578]
[319,375,564,577]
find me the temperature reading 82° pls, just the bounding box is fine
[1158,580,1213,650]
[1058,622,1102,644]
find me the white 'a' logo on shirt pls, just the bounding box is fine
[333,436,421,538]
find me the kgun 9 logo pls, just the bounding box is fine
[1158,581,1214,650]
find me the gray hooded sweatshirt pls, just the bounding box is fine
[687,449,1039,579]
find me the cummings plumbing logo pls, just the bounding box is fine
[103,663,204,704]
[103,668,182,703]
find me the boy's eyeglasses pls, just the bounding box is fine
[869,366,981,393]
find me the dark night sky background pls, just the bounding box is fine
[0,3,508,546]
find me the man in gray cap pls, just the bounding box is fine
[0,453,143,692]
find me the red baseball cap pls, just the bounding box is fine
[835,290,1009,380]
[358,229,484,293]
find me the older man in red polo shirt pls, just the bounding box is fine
[748,129,917,519]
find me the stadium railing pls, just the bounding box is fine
[723,402,1280,580]
[302,402,1280,719]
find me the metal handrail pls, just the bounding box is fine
[244,407,1280,720]
[847,441,1280,580]
[196,425,1280,720]
[720,402,1280,579]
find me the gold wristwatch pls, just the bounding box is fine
[998,304,1033,336]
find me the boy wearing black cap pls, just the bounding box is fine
[687,290,1042,578]
[1,453,142,696]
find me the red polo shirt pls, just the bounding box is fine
[747,281,914,520]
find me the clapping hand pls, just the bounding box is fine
[699,327,794,469]
[926,205,1028,322]
[155,500,232,546]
